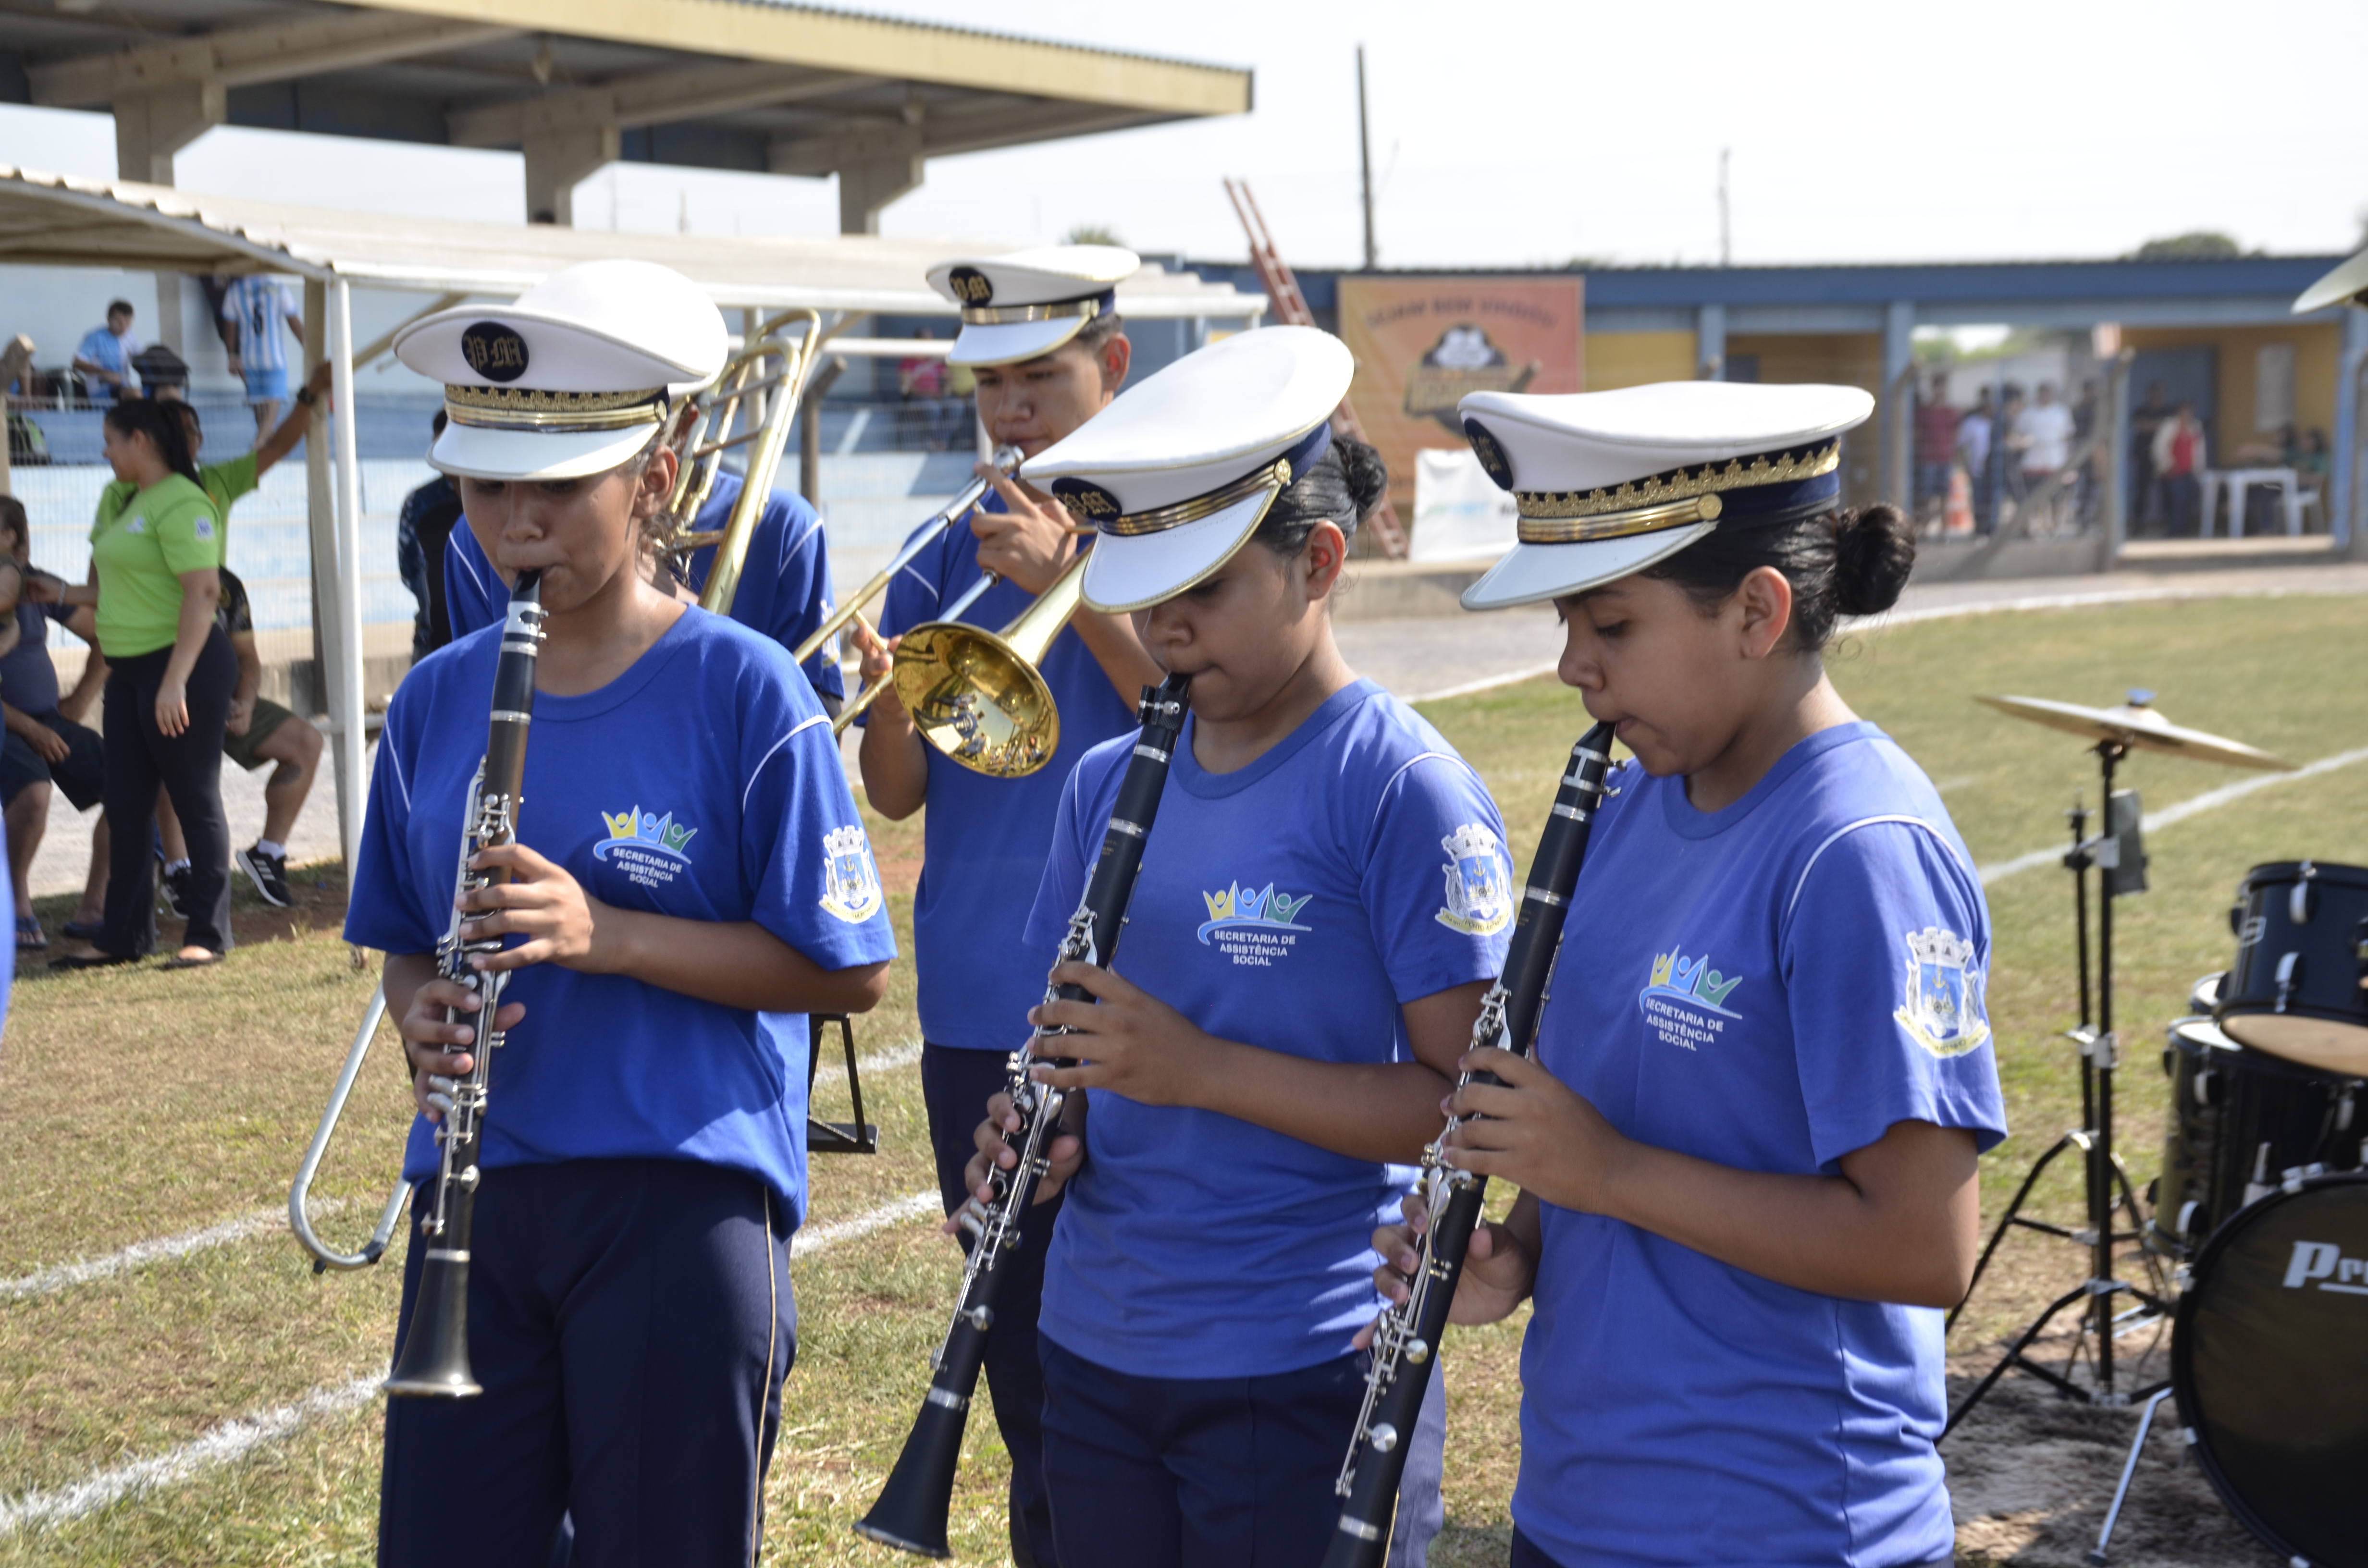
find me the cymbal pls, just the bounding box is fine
[1974,691,2296,772]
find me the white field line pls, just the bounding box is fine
[811,1040,922,1087]
[1975,746,2368,886]
[1410,576,2367,707]
[0,1202,343,1301]
[0,1186,943,1535]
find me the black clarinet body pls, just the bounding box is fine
[858,672,1193,1558]
[1324,722,1616,1566]
[383,571,546,1399]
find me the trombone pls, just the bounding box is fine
[659,309,826,617]
[885,553,1089,779]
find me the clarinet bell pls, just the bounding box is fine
[382,1250,482,1398]
[853,1395,965,1558]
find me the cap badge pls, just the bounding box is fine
[460,321,530,383]
[1464,418,1515,490]
[946,266,993,306]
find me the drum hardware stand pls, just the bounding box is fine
[2085,1386,2177,1567]
[807,1013,879,1155]
[1947,745,2172,1436]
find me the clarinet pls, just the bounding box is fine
[1324,721,1616,1566]
[858,672,1193,1559]
[382,571,546,1399]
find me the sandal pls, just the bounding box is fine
[15,916,46,952]
[163,951,224,970]
[61,919,102,941]
[50,948,137,971]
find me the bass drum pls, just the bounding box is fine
[2218,860,2368,1077]
[2146,1017,2363,1259]
[2174,1175,2368,1568]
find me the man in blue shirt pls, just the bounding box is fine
[72,301,141,403]
[850,245,1160,1568]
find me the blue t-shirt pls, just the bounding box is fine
[342,610,896,1224]
[442,471,844,702]
[1024,679,1514,1379]
[878,502,1136,1052]
[1513,723,2007,1568]
[0,601,75,713]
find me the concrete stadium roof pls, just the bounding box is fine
[0,0,1251,223]
[0,164,1271,318]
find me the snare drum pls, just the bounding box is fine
[2218,860,2368,1076]
[2146,1016,2364,1259]
[2189,970,2225,1016]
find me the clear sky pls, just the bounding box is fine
[1,0,2361,269]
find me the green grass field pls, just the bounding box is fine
[0,593,2362,1565]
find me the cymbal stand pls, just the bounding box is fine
[1946,740,2168,1434]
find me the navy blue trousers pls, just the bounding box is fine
[1039,1339,1371,1568]
[378,1158,796,1568]
[921,1043,1062,1568]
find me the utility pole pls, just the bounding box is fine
[1718,147,1731,267]
[1357,45,1378,271]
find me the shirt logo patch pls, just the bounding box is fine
[817,824,884,925]
[1435,823,1512,936]
[1197,881,1312,968]
[125,515,146,534]
[1639,948,1744,1052]
[595,805,698,890]
[1895,927,1990,1058]
[194,516,215,540]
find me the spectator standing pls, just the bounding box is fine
[1956,388,1995,535]
[0,497,109,951]
[2013,381,2075,511]
[2071,378,2101,526]
[2130,380,2173,532]
[2152,402,2208,535]
[151,566,321,909]
[219,275,307,439]
[395,411,462,657]
[1912,374,1959,526]
[72,301,142,403]
[1997,386,2029,515]
[170,370,328,558]
[49,398,235,970]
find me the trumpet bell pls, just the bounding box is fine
[892,624,1060,779]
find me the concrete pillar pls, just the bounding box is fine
[2103,351,2133,569]
[522,125,619,226]
[116,83,224,353]
[2338,308,2368,557]
[1879,300,1915,511]
[1696,304,1726,381]
[836,137,925,235]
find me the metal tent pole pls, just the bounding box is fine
[325,280,368,871]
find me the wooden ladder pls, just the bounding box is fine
[1222,178,1409,560]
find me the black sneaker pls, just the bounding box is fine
[236,845,293,908]
[158,864,190,919]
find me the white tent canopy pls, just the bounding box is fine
[0,164,1267,871]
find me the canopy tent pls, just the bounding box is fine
[0,164,1268,870]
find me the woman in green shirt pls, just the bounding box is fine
[50,398,237,968]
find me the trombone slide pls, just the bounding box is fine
[289,985,413,1274]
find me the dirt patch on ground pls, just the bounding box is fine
[1945,1343,2277,1568]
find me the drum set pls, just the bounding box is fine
[1946,692,2368,1568]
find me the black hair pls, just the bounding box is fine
[173,400,203,437]
[1073,310,1126,356]
[1641,503,1916,655]
[1253,430,1387,556]
[432,409,449,438]
[0,494,26,552]
[103,397,203,489]
[107,299,135,320]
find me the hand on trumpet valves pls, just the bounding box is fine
[1432,1045,1636,1218]
[397,975,524,1125]
[970,466,1088,595]
[1024,960,1218,1108]
[1357,1185,1539,1347]
[954,1087,1085,1232]
[453,841,605,975]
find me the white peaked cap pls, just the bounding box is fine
[927,244,1139,368]
[395,259,729,481]
[2294,247,2368,314]
[1025,326,1355,613]
[1458,380,1875,610]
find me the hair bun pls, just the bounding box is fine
[1831,504,1915,618]
[1333,432,1389,521]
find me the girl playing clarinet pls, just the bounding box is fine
[348,261,894,1567]
[961,327,1505,1568]
[1375,381,2007,1568]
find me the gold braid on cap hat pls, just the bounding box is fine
[959,297,1102,327]
[1057,455,1295,538]
[1515,440,1840,543]
[444,384,669,434]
